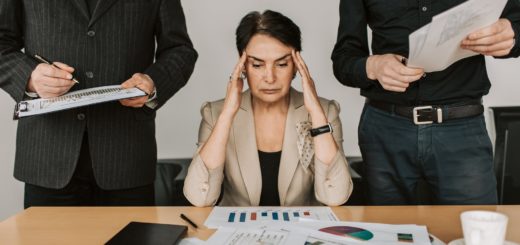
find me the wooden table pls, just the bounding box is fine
[1,205,519,244]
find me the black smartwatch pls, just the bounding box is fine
[309,123,333,137]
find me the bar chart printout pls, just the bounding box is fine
[205,207,338,228]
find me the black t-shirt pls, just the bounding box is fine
[258,150,281,206]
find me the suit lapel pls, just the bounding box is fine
[278,88,307,205]
[233,90,262,206]
[88,0,119,27]
[71,0,90,21]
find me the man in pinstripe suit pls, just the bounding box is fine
[0,0,198,207]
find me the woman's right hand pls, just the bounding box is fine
[222,52,247,117]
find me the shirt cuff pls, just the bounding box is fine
[25,91,39,99]
[144,76,158,109]
[355,57,378,88]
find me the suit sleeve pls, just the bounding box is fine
[497,0,520,58]
[0,0,39,102]
[183,102,225,207]
[313,100,353,206]
[144,0,198,110]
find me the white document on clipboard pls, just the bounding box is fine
[407,0,508,72]
[14,85,147,119]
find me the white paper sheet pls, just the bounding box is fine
[204,206,338,228]
[407,0,508,72]
[204,227,305,245]
[286,220,432,245]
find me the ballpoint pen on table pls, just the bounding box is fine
[180,213,199,229]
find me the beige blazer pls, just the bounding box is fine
[184,88,353,207]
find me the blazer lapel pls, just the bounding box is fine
[71,0,90,21]
[278,88,307,205]
[233,90,262,206]
[88,0,119,27]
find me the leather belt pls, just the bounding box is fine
[366,99,484,125]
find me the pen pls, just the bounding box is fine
[34,54,80,84]
[180,213,199,229]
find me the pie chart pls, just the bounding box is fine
[319,226,374,241]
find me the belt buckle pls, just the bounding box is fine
[413,106,434,125]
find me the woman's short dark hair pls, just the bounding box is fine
[236,10,301,55]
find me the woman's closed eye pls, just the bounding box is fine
[277,62,288,67]
[252,63,264,68]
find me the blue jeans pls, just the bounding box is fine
[359,104,497,205]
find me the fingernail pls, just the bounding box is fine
[67,74,73,79]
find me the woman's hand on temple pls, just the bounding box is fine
[222,52,247,118]
[292,50,327,123]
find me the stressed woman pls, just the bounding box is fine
[184,10,352,207]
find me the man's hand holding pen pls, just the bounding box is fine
[120,73,155,108]
[27,62,76,99]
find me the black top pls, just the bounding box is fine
[258,150,282,206]
[332,0,520,106]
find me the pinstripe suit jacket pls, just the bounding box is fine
[0,0,198,189]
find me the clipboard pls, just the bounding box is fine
[14,85,147,119]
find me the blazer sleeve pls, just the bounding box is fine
[183,102,225,207]
[313,100,353,206]
[0,0,39,102]
[144,0,198,110]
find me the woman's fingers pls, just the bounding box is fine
[296,51,311,79]
[230,52,247,82]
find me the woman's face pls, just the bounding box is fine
[244,34,296,104]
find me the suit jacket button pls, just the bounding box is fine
[77,113,85,121]
[87,30,95,37]
[85,71,94,79]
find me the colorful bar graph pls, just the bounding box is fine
[272,212,279,220]
[225,210,314,223]
[228,212,236,222]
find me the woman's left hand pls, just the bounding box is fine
[292,50,327,122]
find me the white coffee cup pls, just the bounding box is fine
[461,210,508,245]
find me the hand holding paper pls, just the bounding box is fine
[120,73,155,108]
[461,18,516,57]
[407,0,509,72]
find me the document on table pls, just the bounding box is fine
[286,220,432,245]
[407,0,508,72]
[202,222,433,245]
[14,85,147,119]
[204,206,338,228]
[205,227,299,245]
